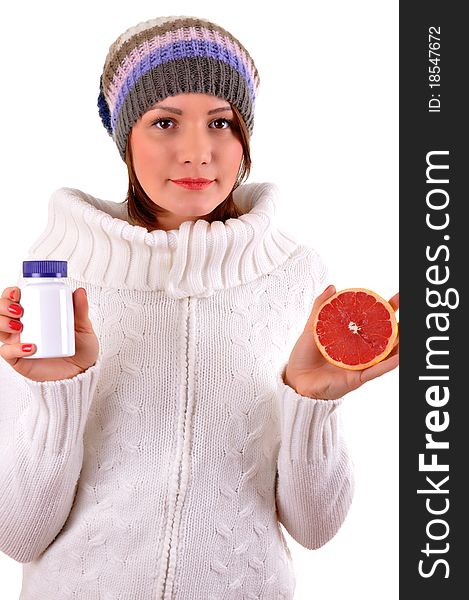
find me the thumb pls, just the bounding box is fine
[316,284,337,306]
[304,284,337,333]
[72,288,93,333]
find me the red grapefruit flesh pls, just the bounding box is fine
[312,288,398,370]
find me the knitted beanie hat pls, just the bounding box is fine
[97,15,260,162]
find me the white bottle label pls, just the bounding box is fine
[20,280,75,359]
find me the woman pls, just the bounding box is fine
[0,15,398,599]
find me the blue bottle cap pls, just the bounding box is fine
[23,260,68,278]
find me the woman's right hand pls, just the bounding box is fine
[0,286,99,382]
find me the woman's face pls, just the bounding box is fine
[129,93,244,231]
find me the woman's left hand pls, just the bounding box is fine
[284,285,399,400]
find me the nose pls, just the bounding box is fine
[177,126,212,164]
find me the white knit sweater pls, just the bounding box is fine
[0,182,354,600]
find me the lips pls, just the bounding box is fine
[171,178,214,184]
[171,178,214,190]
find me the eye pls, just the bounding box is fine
[152,118,174,130]
[210,118,233,129]
[150,117,234,130]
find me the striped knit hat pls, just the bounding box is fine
[98,15,260,161]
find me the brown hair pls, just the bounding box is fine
[122,103,252,231]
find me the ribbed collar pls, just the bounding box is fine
[26,182,300,298]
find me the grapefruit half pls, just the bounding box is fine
[312,288,398,370]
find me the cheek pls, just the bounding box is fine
[132,138,165,177]
[223,138,243,170]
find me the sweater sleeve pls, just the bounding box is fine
[0,354,101,563]
[274,361,355,550]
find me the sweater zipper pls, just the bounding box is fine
[160,296,194,599]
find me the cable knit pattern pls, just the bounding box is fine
[0,182,354,599]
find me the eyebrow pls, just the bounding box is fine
[150,105,233,115]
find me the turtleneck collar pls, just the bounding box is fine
[25,182,300,299]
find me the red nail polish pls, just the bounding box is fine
[9,290,16,300]
[9,319,22,331]
[22,344,33,352]
[8,304,22,316]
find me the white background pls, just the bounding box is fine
[0,1,398,598]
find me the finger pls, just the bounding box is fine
[304,284,336,332]
[388,292,399,311]
[359,352,399,384]
[1,286,21,302]
[72,288,94,334]
[392,328,399,350]
[0,341,36,365]
[388,341,399,358]
[0,311,23,343]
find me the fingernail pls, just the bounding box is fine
[9,290,16,300]
[22,344,33,352]
[9,319,23,331]
[8,304,22,316]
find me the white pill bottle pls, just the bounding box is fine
[20,260,75,359]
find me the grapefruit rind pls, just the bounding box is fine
[312,288,398,371]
